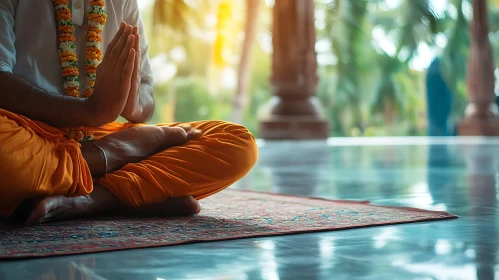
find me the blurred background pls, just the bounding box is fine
[138,0,499,138]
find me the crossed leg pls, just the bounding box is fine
[23,125,201,224]
[0,115,258,225]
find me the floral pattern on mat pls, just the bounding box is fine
[0,189,456,259]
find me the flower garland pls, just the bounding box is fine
[52,0,107,98]
[52,0,107,142]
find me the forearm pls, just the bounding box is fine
[0,72,97,127]
[125,83,154,123]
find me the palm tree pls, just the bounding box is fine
[152,0,191,33]
[324,0,369,135]
[230,0,261,124]
[370,0,439,126]
[370,53,406,125]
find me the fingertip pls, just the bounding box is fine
[127,34,135,43]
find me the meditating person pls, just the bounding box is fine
[0,0,258,225]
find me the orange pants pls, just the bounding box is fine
[0,109,258,217]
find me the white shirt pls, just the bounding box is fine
[0,0,153,95]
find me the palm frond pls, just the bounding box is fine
[370,52,406,115]
[325,0,369,131]
[153,0,191,33]
[396,0,439,61]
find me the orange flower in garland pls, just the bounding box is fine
[65,87,80,97]
[62,68,79,77]
[52,0,107,142]
[59,33,76,42]
[83,0,107,97]
[52,0,106,98]
[53,0,68,5]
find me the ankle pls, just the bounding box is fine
[87,184,123,212]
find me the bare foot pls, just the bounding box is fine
[24,195,200,225]
[118,195,201,217]
[177,123,202,141]
[25,195,93,225]
[82,124,201,176]
[24,185,200,225]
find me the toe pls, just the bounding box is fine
[183,196,201,214]
[24,195,74,225]
[25,199,50,226]
[162,126,188,146]
[167,195,200,215]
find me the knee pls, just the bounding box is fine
[241,130,258,172]
[220,122,259,179]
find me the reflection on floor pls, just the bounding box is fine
[1,137,498,280]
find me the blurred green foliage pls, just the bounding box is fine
[142,0,499,137]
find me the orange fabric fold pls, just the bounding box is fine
[100,120,258,207]
[0,109,258,216]
[0,109,93,216]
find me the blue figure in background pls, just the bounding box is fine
[426,57,453,136]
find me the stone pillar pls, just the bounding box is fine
[459,0,499,135]
[260,0,329,140]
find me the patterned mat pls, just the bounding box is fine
[0,189,457,259]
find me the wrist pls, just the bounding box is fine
[123,85,154,123]
[76,98,98,127]
[122,103,142,123]
[82,97,112,127]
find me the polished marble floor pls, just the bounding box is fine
[1,137,499,280]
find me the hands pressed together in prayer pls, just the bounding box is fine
[86,22,201,139]
[14,25,203,226]
[86,22,141,125]
[0,22,146,128]
[82,22,201,176]
[121,25,142,122]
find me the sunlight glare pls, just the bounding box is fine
[430,0,449,16]
[435,239,452,255]
[372,27,397,56]
[409,43,437,71]
[138,0,152,10]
